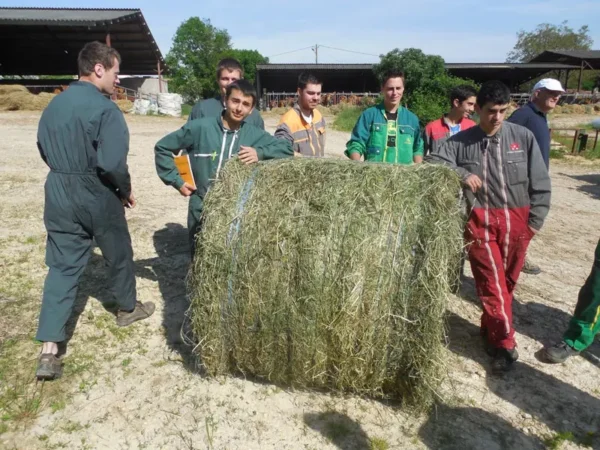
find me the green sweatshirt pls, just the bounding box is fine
[345,103,423,165]
[155,116,292,214]
[188,97,265,129]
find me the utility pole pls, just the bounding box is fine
[312,44,319,64]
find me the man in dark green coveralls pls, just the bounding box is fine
[187,58,264,129]
[35,42,155,380]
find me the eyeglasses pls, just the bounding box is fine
[542,89,562,98]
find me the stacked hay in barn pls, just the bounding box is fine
[189,159,465,409]
[0,85,55,111]
[115,99,134,113]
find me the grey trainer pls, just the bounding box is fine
[116,301,155,327]
[544,342,579,363]
[36,353,63,380]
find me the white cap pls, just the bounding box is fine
[532,78,565,93]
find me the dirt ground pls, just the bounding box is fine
[1,110,600,450]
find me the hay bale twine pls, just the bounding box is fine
[190,159,465,409]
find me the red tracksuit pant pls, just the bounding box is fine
[465,206,534,350]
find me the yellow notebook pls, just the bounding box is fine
[174,150,196,189]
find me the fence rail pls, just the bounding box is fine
[23,84,158,103]
[262,92,379,110]
[510,92,599,106]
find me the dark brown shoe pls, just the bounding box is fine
[36,353,62,380]
[116,301,155,327]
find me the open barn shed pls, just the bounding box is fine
[0,7,165,86]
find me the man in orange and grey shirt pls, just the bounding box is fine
[423,84,477,156]
[275,72,326,157]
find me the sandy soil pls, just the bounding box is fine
[1,111,599,450]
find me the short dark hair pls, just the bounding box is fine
[450,84,477,108]
[380,70,405,86]
[77,41,121,77]
[225,79,257,106]
[298,72,322,90]
[216,58,244,79]
[476,81,511,107]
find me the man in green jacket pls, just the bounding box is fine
[35,42,155,380]
[155,80,292,255]
[345,70,423,164]
[187,58,264,129]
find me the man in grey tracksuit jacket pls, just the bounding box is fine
[427,81,551,372]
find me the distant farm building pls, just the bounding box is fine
[0,7,167,98]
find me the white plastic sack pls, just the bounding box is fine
[133,99,150,115]
[158,93,183,117]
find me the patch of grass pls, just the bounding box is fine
[121,357,132,368]
[544,431,575,449]
[151,360,168,368]
[181,104,193,117]
[60,420,87,433]
[550,149,566,159]
[332,106,364,132]
[0,422,8,434]
[50,399,66,413]
[93,313,135,341]
[370,437,390,450]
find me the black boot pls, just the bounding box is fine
[491,347,519,374]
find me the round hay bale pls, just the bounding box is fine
[0,85,28,96]
[189,159,465,409]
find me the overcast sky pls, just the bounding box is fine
[4,0,599,63]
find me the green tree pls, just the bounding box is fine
[166,17,232,102]
[219,49,269,84]
[506,21,593,63]
[373,48,477,126]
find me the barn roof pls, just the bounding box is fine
[0,7,165,75]
[256,62,580,91]
[528,50,600,69]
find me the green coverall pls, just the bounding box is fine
[155,116,292,254]
[563,238,600,351]
[36,81,136,343]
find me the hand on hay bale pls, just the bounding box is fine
[238,146,258,164]
[189,158,465,410]
[464,174,482,192]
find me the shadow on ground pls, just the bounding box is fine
[418,403,545,450]
[135,222,197,372]
[304,411,371,450]
[62,223,197,372]
[560,172,600,200]
[446,311,600,448]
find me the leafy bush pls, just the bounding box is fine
[332,105,363,132]
[373,48,478,126]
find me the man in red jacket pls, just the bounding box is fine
[423,84,477,156]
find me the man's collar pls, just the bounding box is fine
[528,101,546,117]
